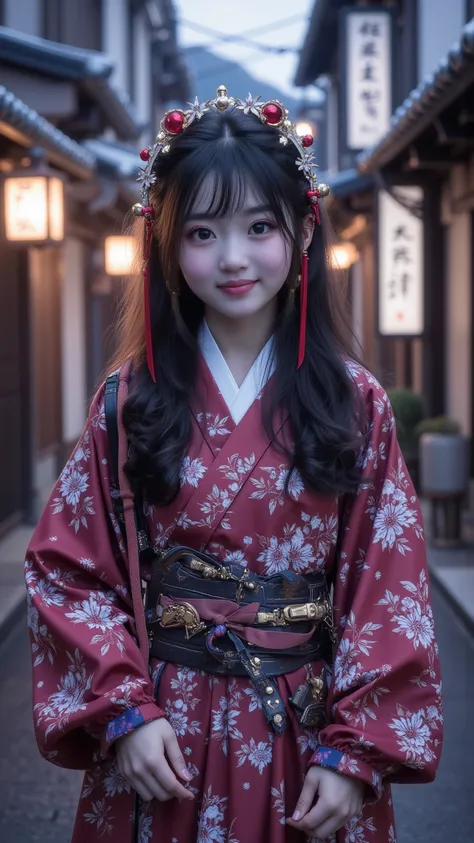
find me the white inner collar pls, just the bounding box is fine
[198,320,275,424]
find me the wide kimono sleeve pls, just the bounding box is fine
[24,383,165,771]
[310,371,443,800]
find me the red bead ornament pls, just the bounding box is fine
[306,188,321,225]
[139,148,150,161]
[164,110,185,134]
[302,134,313,148]
[262,102,283,125]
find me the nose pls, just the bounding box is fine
[218,235,249,274]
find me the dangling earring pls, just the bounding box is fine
[165,279,180,300]
[297,250,309,370]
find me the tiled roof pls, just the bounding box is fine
[0,26,145,141]
[0,85,95,179]
[324,167,374,198]
[83,138,138,181]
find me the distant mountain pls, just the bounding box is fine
[184,45,303,120]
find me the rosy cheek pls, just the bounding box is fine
[260,239,290,270]
[180,243,211,283]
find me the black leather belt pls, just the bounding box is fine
[144,546,334,734]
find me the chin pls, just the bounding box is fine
[220,303,264,320]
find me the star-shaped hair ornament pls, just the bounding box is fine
[133,85,330,219]
[133,85,332,385]
[136,169,157,191]
[186,96,210,125]
[295,151,317,179]
[237,93,262,117]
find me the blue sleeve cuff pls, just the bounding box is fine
[310,745,383,802]
[105,706,145,744]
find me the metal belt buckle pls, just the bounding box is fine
[160,602,206,639]
[283,601,328,622]
[256,601,328,626]
[255,608,286,626]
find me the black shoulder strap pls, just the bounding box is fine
[104,372,123,528]
[104,372,154,561]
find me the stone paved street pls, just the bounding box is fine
[0,583,473,842]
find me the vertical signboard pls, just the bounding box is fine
[340,7,393,152]
[378,187,424,337]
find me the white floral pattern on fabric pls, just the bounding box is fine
[211,681,244,755]
[83,799,114,837]
[235,736,273,774]
[65,592,129,656]
[197,787,239,843]
[250,464,304,514]
[165,667,202,737]
[50,430,95,533]
[24,365,442,843]
[180,456,207,488]
[389,706,439,767]
[378,570,434,650]
[196,412,232,439]
[256,511,338,574]
[34,649,92,738]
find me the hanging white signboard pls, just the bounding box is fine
[345,9,392,150]
[378,187,424,336]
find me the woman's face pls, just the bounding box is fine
[179,179,295,323]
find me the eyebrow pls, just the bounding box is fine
[185,204,273,222]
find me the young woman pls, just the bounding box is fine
[25,87,442,843]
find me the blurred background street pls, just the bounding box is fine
[1,0,474,840]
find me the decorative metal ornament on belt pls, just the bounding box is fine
[145,546,336,735]
[131,86,331,382]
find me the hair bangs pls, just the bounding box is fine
[174,138,296,245]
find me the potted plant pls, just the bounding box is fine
[415,416,470,547]
[387,387,425,489]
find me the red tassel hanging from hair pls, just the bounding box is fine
[297,250,308,369]
[143,217,156,383]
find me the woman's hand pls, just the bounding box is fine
[115,718,195,803]
[286,765,364,839]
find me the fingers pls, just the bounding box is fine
[119,756,194,803]
[163,728,194,783]
[286,796,334,833]
[289,800,345,836]
[153,762,194,801]
[287,796,363,836]
[311,800,361,840]
[128,776,155,803]
[133,771,173,803]
[286,771,320,825]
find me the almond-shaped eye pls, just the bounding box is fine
[249,221,276,235]
[187,227,215,241]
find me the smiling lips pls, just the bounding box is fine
[218,280,257,295]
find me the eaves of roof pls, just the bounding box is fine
[82,138,138,182]
[325,167,374,198]
[358,18,474,173]
[294,0,346,87]
[0,85,95,180]
[0,26,145,141]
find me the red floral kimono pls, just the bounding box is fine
[25,339,442,843]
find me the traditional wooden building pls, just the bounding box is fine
[0,0,189,533]
[295,0,474,495]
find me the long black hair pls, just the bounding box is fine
[109,106,366,506]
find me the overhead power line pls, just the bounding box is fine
[179,14,303,54]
